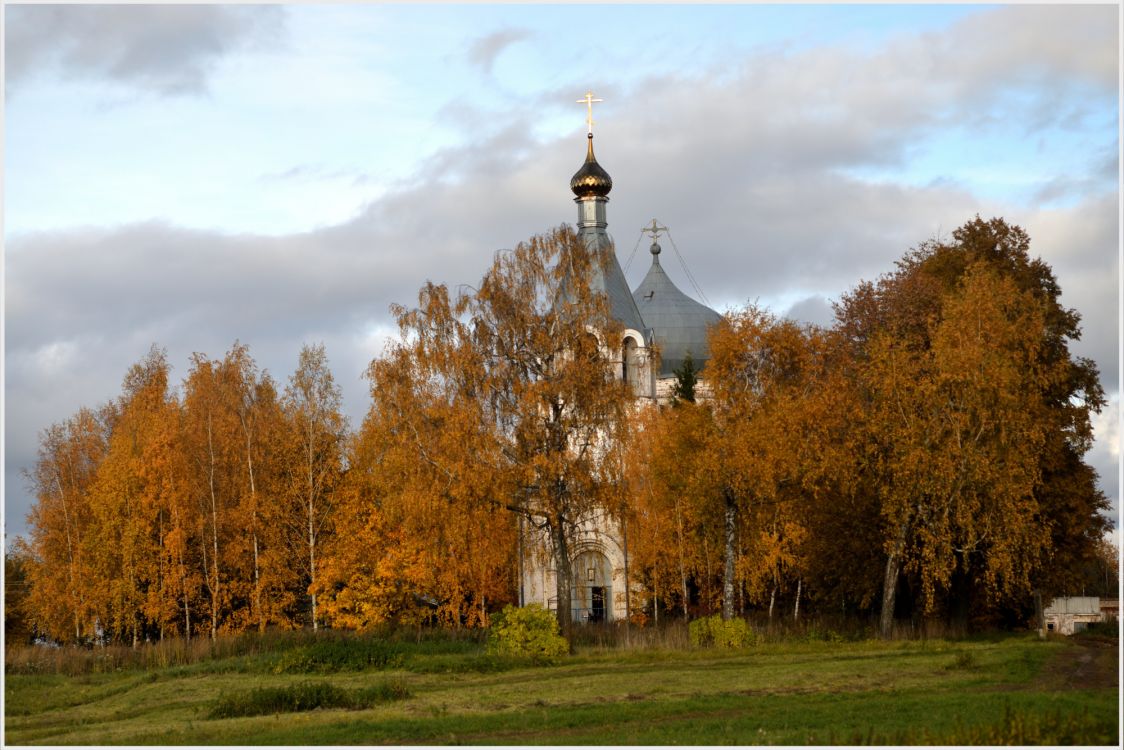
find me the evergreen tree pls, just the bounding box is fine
[671,352,699,404]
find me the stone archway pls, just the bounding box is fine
[571,547,613,623]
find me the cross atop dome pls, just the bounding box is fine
[576,91,603,136]
[570,90,613,200]
[641,219,667,240]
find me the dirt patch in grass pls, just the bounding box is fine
[1036,636,1118,692]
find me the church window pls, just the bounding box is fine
[623,336,642,394]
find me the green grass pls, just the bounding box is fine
[5,631,1117,745]
[209,680,410,718]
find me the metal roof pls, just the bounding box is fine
[632,243,721,377]
[582,228,649,336]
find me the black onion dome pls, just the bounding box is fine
[570,134,613,198]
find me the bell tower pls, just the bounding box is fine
[567,92,650,355]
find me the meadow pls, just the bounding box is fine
[4,622,1118,745]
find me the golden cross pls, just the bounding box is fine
[577,90,603,135]
[641,218,668,241]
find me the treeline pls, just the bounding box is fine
[13,344,345,645]
[627,218,1114,634]
[11,217,1115,645]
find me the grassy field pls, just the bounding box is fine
[4,627,1118,745]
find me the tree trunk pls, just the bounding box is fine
[880,552,901,639]
[722,490,736,621]
[794,578,802,622]
[199,517,210,641]
[1034,589,1045,640]
[241,413,264,633]
[517,515,525,608]
[674,496,689,618]
[737,526,745,615]
[206,414,220,641]
[881,520,910,639]
[550,516,573,650]
[703,537,712,614]
[306,413,318,631]
[948,558,971,633]
[768,585,776,620]
[53,471,83,643]
[180,539,191,644]
[622,512,631,644]
[308,497,317,631]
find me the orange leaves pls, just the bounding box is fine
[862,261,1054,608]
[833,217,1109,630]
[320,225,633,636]
[626,309,822,619]
[20,341,345,644]
[19,216,1105,640]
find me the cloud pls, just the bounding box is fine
[6,4,1117,542]
[466,28,533,76]
[1016,194,1119,391]
[1087,395,1121,524]
[785,297,835,328]
[5,5,285,97]
[259,164,378,187]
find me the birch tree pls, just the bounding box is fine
[281,343,346,630]
[386,225,633,642]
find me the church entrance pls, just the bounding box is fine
[590,586,606,622]
[571,548,612,623]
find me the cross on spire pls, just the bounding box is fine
[577,90,603,135]
[641,218,668,242]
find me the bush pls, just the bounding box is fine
[689,615,753,649]
[945,651,979,671]
[1080,620,1119,638]
[486,604,568,661]
[209,679,410,718]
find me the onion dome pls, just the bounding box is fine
[632,240,721,377]
[570,134,613,199]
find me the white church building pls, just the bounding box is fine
[519,96,721,622]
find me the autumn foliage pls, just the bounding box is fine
[14,218,1110,644]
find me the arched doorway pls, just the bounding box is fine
[571,548,613,623]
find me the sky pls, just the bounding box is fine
[3,3,1120,546]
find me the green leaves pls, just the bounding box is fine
[486,604,568,661]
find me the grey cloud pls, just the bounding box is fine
[1022,194,1119,392]
[259,164,378,186]
[5,5,285,96]
[944,5,1117,93]
[785,296,835,328]
[466,28,534,76]
[6,5,1117,541]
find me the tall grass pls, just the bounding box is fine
[814,706,1117,745]
[2,611,1039,677]
[568,612,963,651]
[4,625,485,676]
[209,679,410,719]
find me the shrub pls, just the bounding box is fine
[486,604,568,661]
[689,615,753,649]
[1081,620,1119,638]
[209,679,410,718]
[945,651,979,670]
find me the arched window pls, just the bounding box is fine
[622,336,642,394]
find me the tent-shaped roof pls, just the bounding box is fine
[632,242,721,377]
